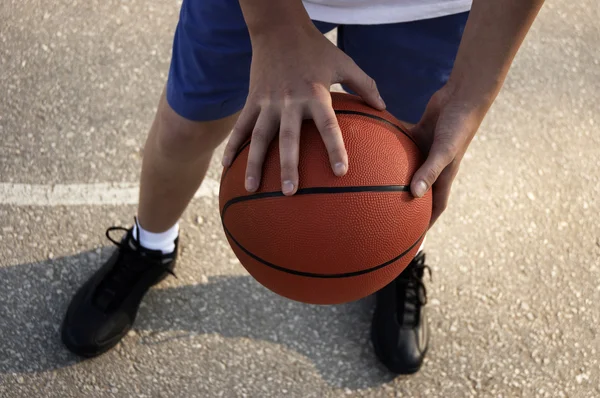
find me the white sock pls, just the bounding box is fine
[132,219,179,254]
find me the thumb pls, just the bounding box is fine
[338,59,386,110]
[411,139,456,198]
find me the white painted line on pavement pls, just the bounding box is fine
[0,178,220,206]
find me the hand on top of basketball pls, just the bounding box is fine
[409,84,486,227]
[221,19,386,196]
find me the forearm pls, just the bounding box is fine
[239,0,314,38]
[448,0,545,114]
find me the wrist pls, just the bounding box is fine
[240,0,314,40]
[444,74,499,118]
[249,22,318,46]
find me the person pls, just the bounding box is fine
[60,0,544,374]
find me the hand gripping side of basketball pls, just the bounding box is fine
[220,0,546,304]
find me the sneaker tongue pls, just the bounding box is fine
[397,281,426,327]
[93,241,158,312]
[401,289,419,325]
[94,261,148,312]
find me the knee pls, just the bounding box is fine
[154,102,235,161]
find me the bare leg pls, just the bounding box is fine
[137,90,240,232]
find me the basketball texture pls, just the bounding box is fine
[219,92,432,305]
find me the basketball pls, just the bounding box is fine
[219,92,432,304]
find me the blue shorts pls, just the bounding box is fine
[166,0,468,124]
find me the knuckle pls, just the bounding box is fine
[307,82,325,98]
[229,127,244,141]
[251,128,269,144]
[256,97,276,111]
[245,159,260,172]
[327,145,346,160]
[279,128,297,142]
[251,91,268,104]
[443,141,460,156]
[322,117,340,133]
[280,162,297,177]
[430,89,452,109]
[366,76,377,92]
[423,167,441,184]
[281,172,298,183]
[246,92,262,106]
[281,87,296,103]
[441,147,458,164]
[434,140,459,164]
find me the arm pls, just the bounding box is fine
[449,0,546,116]
[239,0,313,37]
[223,0,384,195]
[411,0,545,226]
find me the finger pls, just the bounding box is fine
[222,104,259,167]
[410,138,458,198]
[337,58,386,110]
[245,108,279,192]
[428,167,455,227]
[308,96,348,177]
[278,104,303,196]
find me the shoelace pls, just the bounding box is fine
[94,225,176,311]
[396,253,432,326]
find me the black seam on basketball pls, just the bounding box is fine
[333,110,417,146]
[220,185,422,279]
[221,185,411,214]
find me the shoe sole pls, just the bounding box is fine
[61,322,131,358]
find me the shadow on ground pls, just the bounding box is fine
[0,248,397,389]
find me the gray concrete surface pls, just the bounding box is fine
[1,0,599,397]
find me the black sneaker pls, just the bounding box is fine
[371,252,431,374]
[61,222,177,357]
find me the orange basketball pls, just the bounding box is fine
[219,92,432,305]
